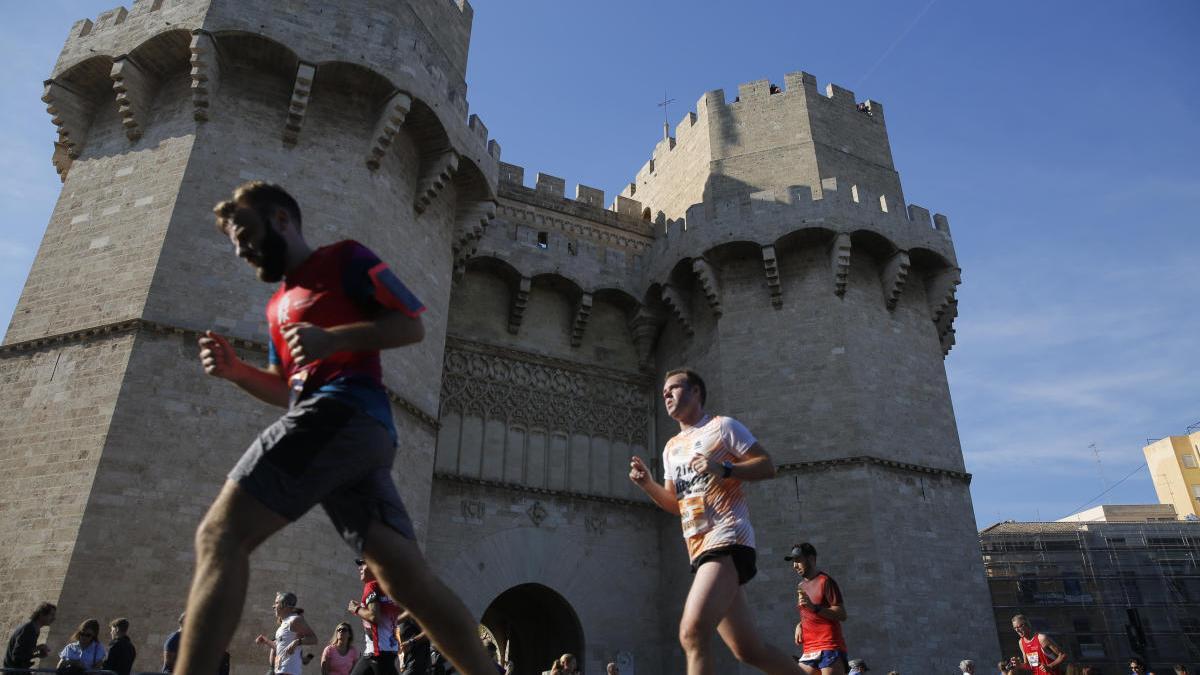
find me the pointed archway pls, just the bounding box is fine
[481,583,584,675]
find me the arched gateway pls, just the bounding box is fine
[482,583,584,675]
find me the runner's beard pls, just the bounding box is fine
[257,225,288,282]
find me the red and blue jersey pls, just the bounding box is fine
[266,240,424,438]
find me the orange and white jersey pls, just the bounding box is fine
[662,414,757,560]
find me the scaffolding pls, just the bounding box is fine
[979,519,1200,671]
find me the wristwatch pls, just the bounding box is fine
[722,460,733,478]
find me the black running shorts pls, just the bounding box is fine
[230,395,415,550]
[690,544,758,585]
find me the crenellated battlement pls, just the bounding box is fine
[498,161,651,232]
[622,69,900,226]
[43,4,500,199]
[642,177,954,289]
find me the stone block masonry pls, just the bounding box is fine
[2,1,993,673]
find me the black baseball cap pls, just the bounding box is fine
[784,543,817,561]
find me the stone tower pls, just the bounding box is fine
[1,2,998,674]
[0,0,499,669]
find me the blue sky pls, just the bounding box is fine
[1,1,1197,527]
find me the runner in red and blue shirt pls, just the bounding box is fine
[264,238,425,439]
[181,181,496,675]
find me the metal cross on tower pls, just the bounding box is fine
[657,91,675,140]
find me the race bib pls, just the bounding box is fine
[799,651,823,662]
[1027,653,1040,667]
[680,495,712,538]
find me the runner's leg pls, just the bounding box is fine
[176,481,289,675]
[715,588,805,674]
[679,557,741,675]
[362,521,494,675]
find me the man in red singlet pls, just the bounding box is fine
[788,543,848,675]
[1010,615,1065,675]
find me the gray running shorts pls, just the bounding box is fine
[229,395,415,551]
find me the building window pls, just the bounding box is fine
[1192,485,1200,499]
[536,232,549,249]
[1184,454,1198,468]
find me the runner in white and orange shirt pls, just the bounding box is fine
[630,368,804,675]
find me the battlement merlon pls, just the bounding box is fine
[641,179,956,292]
[54,1,475,86]
[47,1,498,191]
[622,69,901,223]
[497,161,650,235]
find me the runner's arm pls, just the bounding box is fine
[1038,634,1066,669]
[281,310,424,367]
[628,455,680,514]
[352,600,381,624]
[229,362,289,407]
[285,616,318,655]
[727,443,777,480]
[198,331,289,407]
[810,603,847,622]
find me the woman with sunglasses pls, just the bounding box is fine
[58,619,106,673]
[322,623,359,675]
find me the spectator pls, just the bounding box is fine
[482,642,508,674]
[4,602,56,670]
[848,659,870,674]
[1173,665,1189,675]
[321,622,359,675]
[103,618,136,675]
[394,610,429,675]
[606,662,620,675]
[961,660,975,674]
[58,619,106,673]
[164,612,185,672]
[549,654,578,674]
[1130,658,1146,675]
[770,83,782,94]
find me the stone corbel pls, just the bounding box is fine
[365,91,412,170]
[692,257,722,318]
[881,250,910,311]
[50,141,73,182]
[189,30,220,122]
[42,78,92,169]
[282,62,316,145]
[451,201,497,280]
[508,276,531,335]
[937,299,958,356]
[661,284,694,337]
[761,245,782,309]
[627,307,663,371]
[111,55,153,141]
[829,233,851,297]
[415,150,460,214]
[570,293,593,347]
[925,267,961,323]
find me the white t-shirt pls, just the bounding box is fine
[275,614,304,675]
[662,414,757,561]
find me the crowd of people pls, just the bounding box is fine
[7,182,1195,675]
